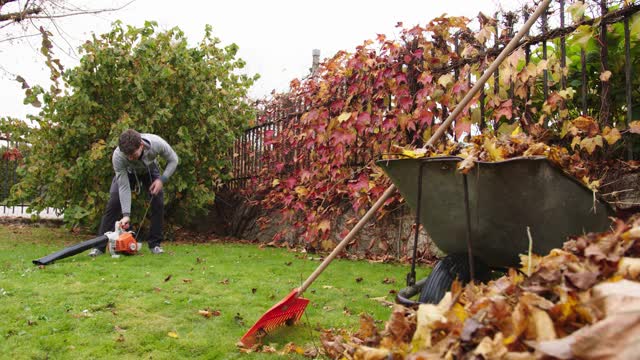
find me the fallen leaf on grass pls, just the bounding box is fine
[282,342,306,355]
[355,313,380,341]
[356,277,363,283]
[198,309,221,318]
[285,261,292,266]
[167,331,179,338]
[234,313,245,326]
[252,288,257,294]
[370,296,395,307]
[303,346,319,357]
[164,275,172,282]
[72,310,92,318]
[115,334,125,342]
[219,279,229,285]
[322,285,334,289]
[182,279,192,283]
[382,277,396,284]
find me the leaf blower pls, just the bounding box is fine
[32,222,142,266]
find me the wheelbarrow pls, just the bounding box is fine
[377,155,613,304]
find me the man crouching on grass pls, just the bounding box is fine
[89,129,179,256]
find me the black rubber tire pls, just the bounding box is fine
[418,253,489,304]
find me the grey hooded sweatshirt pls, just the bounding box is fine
[112,133,179,217]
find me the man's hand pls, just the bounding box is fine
[118,216,130,230]
[149,179,163,195]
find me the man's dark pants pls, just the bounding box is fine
[96,167,164,250]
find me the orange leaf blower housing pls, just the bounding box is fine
[112,232,140,254]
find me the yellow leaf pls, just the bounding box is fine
[536,60,548,73]
[474,333,509,358]
[317,219,330,232]
[271,179,280,187]
[571,136,581,150]
[603,127,621,145]
[561,120,572,138]
[320,239,335,251]
[394,145,427,159]
[294,186,308,196]
[422,127,432,143]
[475,24,494,44]
[572,25,594,49]
[567,1,587,22]
[167,331,179,338]
[558,87,576,99]
[629,121,640,134]
[412,295,451,349]
[354,346,391,360]
[497,122,517,136]
[511,125,522,136]
[617,258,640,279]
[527,308,556,341]
[580,136,603,154]
[631,12,640,35]
[483,137,505,161]
[437,74,454,88]
[600,70,612,82]
[337,112,351,123]
[451,303,467,322]
[582,176,600,191]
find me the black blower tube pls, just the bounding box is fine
[32,235,108,266]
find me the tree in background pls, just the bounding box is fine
[6,21,258,228]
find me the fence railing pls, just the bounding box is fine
[229,0,639,190]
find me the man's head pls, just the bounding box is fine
[119,129,143,160]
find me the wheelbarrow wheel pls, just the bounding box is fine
[418,253,489,304]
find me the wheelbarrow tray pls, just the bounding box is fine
[378,156,612,268]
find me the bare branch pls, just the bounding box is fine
[17,0,136,20]
[0,0,19,7]
[0,7,42,22]
[0,31,40,43]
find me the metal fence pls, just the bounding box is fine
[229,0,639,189]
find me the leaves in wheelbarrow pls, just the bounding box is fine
[395,125,621,190]
[320,216,640,359]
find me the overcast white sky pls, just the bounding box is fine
[0,0,525,120]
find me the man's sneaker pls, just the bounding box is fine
[151,246,164,254]
[88,248,104,257]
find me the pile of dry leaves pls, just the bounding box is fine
[320,216,640,359]
[394,116,640,194]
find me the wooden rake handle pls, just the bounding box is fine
[297,0,552,297]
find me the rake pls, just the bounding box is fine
[240,0,552,347]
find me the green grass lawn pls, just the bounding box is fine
[0,223,430,359]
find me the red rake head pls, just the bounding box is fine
[240,288,309,347]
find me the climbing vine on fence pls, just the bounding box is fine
[245,2,640,250]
